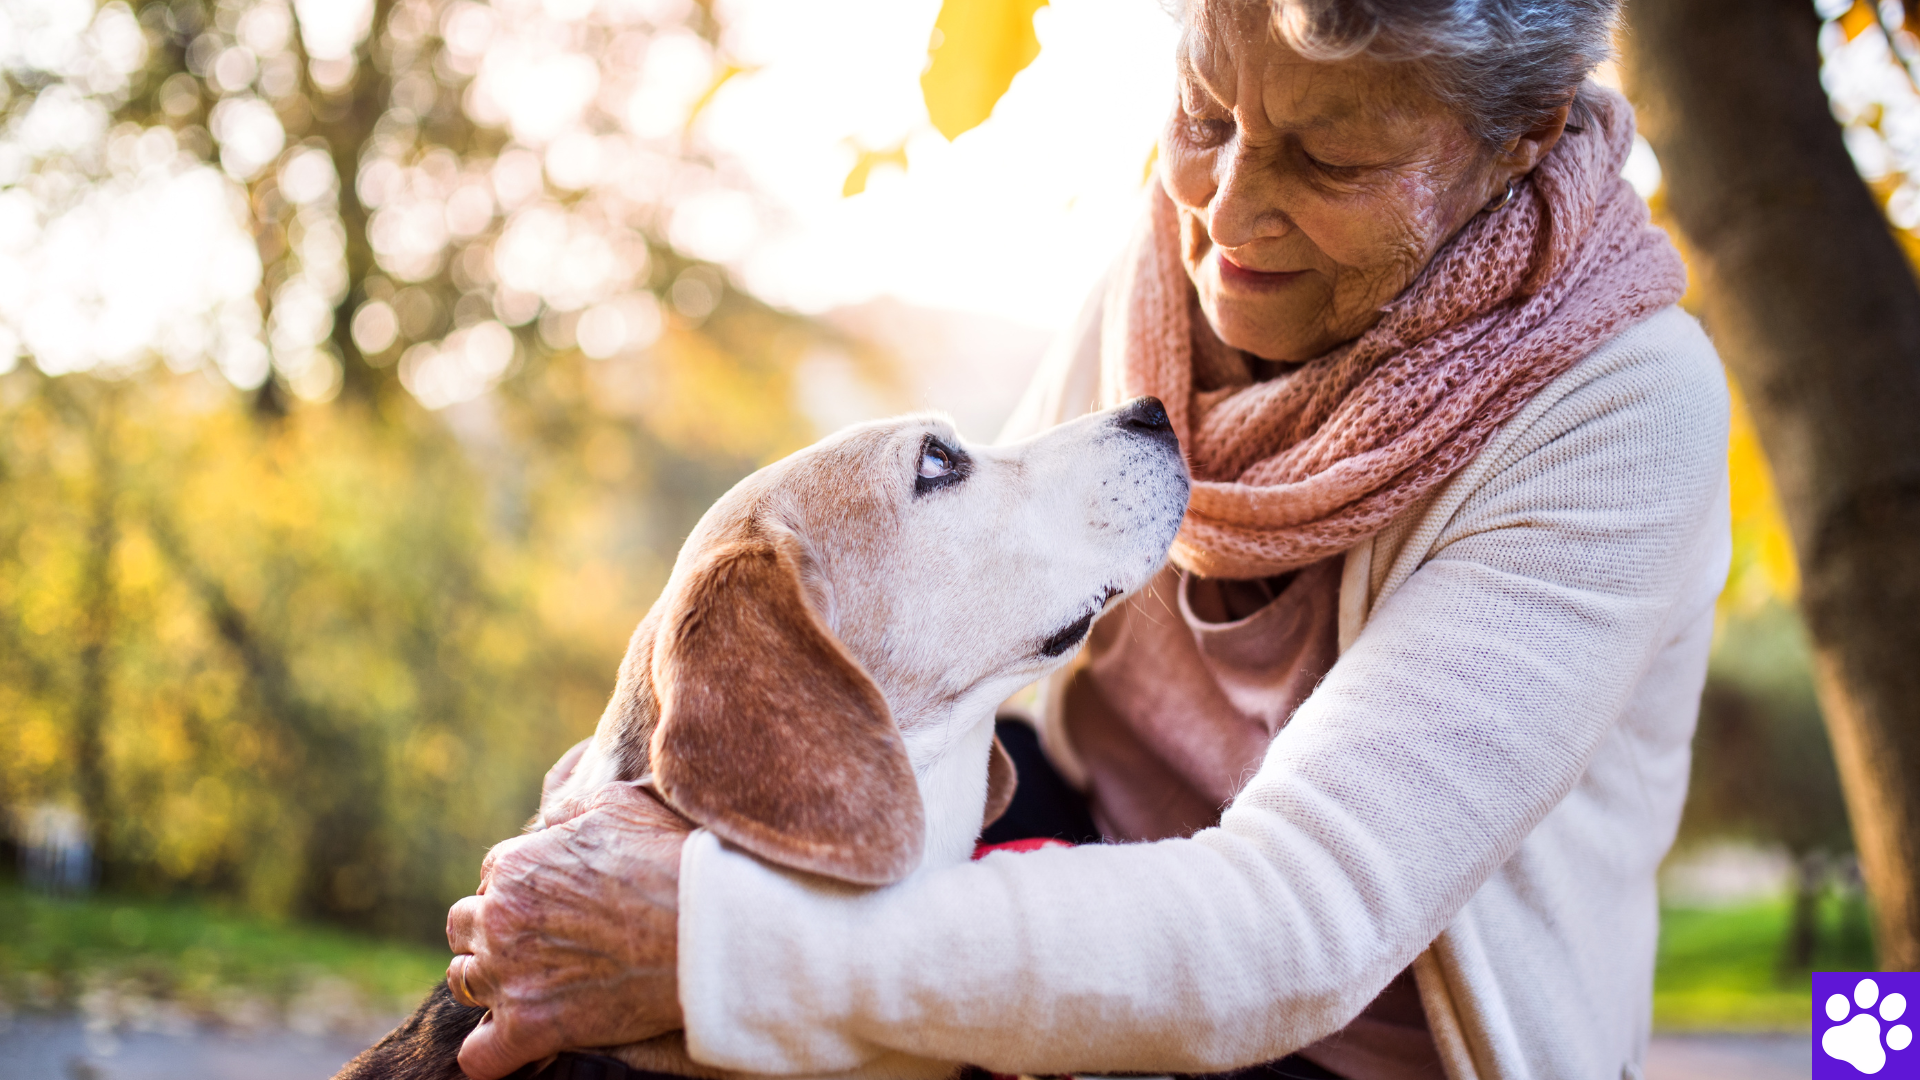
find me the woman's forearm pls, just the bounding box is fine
[676,562,1687,1075]
[678,818,1410,1076]
[678,564,1659,1075]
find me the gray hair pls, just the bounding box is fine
[1185,0,1618,148]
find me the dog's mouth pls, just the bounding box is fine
[1038,612,1094,658]
[1038,586,1127,659]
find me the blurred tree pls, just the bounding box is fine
[0,0,888,939]
[1623,0,1920,970]
[1683,606,1853,968]
[1678,386,1853,970]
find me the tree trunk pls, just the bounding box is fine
[1786,850,1826,972]
[1621,0,1920,969]
[72,386,119,879]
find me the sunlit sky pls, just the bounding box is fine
[709,0,1178,331]
[2,0,1912,392]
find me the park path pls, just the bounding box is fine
[0,1014,1811,1079]
[0,1014,369,1079]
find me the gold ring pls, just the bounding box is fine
[452,956,482,1008]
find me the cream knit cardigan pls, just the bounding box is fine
[674,302,1731,1080]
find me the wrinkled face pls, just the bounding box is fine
[1162,3,1503,362]
[770,399,1190,738]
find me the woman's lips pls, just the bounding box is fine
[1216,253,1306,291]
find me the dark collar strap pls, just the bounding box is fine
[510,1051,689,1080]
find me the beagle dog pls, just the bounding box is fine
[334,396,1190,1080]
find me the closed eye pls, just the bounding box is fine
[1306,153,1366,178]
[914,436,968,495]
[1180,114,1233,149]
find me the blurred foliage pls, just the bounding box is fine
[1681,601,1856,968]
[0,0,888,941]
[0,878,444,1030]
[1682,607,1847,860]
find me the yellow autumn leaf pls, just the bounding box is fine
[920,0,1048,141]
[686,62,760,130]
[1840,0,1877,41]
[842,140,910,197]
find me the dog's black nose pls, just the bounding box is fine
[1116,396,1176,442]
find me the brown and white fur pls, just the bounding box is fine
[335,397,1189,1080]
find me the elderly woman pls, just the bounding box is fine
[447,1,1728,1077]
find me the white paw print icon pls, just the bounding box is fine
[1823,977,1912,1074]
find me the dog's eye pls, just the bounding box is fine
[919,444,953,478]
[914,437,967,494]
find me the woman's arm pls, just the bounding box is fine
[676,323,1731,1077]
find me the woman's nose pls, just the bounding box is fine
[1208,148,1291,250]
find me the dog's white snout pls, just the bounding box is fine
[1034,399,1189,620]
[1090,397,1190,524]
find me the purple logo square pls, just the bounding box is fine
[1815,971,1920,1077]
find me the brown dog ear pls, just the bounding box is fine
[649,527,925,886]
[983,733,1017,829]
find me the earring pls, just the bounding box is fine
[1485,179,1519,213]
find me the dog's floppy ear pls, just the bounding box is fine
[650,526,924,886]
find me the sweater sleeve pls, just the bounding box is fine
[675,319,1730,1077]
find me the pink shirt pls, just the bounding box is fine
[1063,559,1445,1079]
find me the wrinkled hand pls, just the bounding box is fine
[447,780,692,1080]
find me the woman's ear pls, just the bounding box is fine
[1494,102,1573,193]
[649,525,925,886]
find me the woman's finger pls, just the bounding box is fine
[446,952,487,1008]
[446,894,486,954]
[459,1008,550,1080]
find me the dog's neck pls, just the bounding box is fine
[896,694,1001,869]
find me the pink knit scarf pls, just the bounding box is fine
[1102,86,1687,579]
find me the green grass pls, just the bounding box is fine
[1655,891,1876,1031]
[0,881,447,1025]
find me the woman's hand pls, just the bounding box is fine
[446,780,692,1080]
